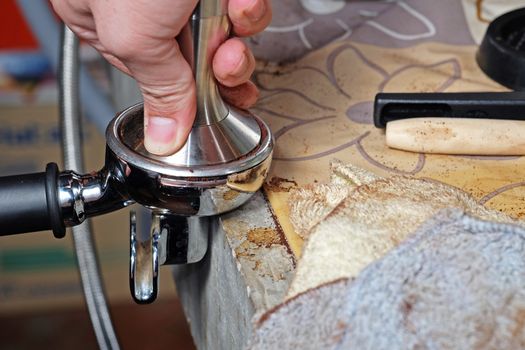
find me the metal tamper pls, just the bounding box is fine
[0,0,273,304]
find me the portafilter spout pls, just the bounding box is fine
[0,0,273,304]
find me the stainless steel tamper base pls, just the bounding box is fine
[106,102,273,215]
[105,103,273,303]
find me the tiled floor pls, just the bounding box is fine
[0,296,196,350]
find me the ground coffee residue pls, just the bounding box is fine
[265,177,298,193]
[247,228,281,248]
[223,190,240,201]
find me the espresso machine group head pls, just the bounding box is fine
[0,0,273,304]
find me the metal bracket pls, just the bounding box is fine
[129,211,210,304]
[130,211,161,304]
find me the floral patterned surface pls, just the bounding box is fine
[252,1,525,253]
[249,0,474,62]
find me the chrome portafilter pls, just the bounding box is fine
[0,0,273,304]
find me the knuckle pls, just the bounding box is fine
[98,29,142,61]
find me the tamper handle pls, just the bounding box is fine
[178,0,230,126]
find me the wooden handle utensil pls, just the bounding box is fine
[386,117,525,155]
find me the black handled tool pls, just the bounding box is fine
[374,91,525,128]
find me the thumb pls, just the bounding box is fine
[124,39,196,156]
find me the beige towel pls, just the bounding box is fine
[287,161,517,298]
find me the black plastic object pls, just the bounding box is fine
[477,8,525,90]
[0,163,65,237]
[374,91,525,128]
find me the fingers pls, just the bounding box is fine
[53,0,265,157]
[228,0,272,37]
[141,78,196,156]
[213,38,255,87]
[50,0,92,25]
[219,81,259,109]
[99,26,197,156]
[91,0,198,156]
[213,38,258,109]
[129,42,196,156]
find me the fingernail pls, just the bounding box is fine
[229,50,250,78]
[246,0,266,22]
[145,116,177,155]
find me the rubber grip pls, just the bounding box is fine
[0,163,65,237]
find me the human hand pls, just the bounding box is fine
[50,0,271,155]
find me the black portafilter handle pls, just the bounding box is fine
[0,163,65,238]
